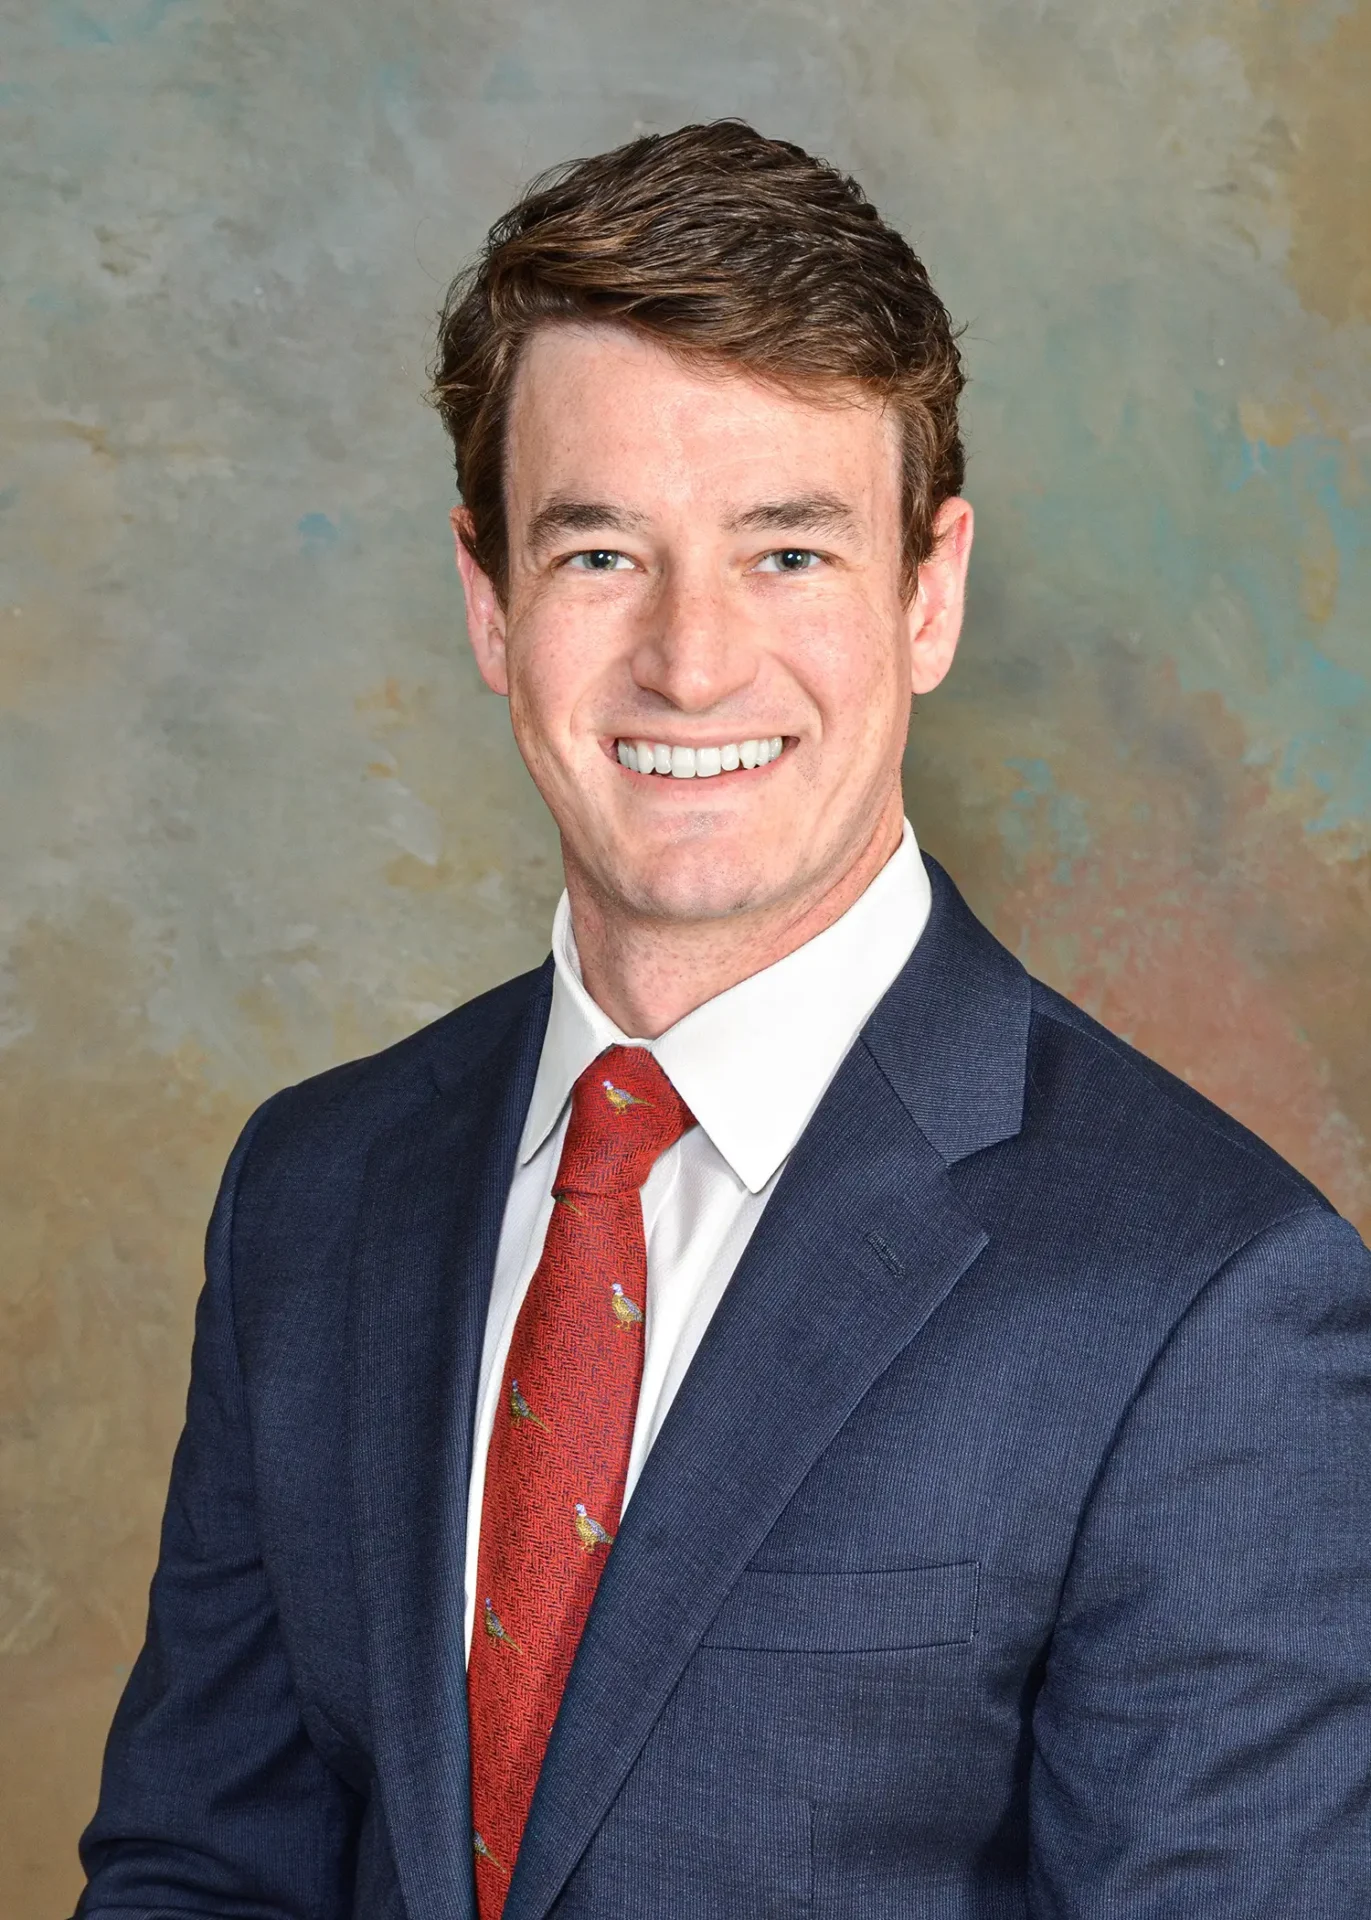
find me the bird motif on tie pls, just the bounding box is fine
[602,1078,652,1115]
[573,1502,616,1552]
[482,1596,523,1653]
[469,1046,694,1909]
[473,1832,506,1876]
[610,1280,644,1329]
[509,1378,549,1432]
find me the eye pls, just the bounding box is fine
[753,548,824,573]
[564,549,634,572]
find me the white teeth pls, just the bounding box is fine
[615,737,787,776]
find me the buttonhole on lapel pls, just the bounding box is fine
[865,1231,905,1279]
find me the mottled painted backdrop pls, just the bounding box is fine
[2,0,1367,1905]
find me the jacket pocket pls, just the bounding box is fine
[699,1559,978,1654]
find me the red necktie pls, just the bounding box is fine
[468,1045,694,1913]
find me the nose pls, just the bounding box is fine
[628,561,759,713]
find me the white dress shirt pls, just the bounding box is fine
[463,820,932,1655]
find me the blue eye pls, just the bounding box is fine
[567,549,631,571]
[755,549,822,573]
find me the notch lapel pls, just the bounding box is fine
[504,1042,988,1920]
[349,973,550,1920]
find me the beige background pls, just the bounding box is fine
[2,0,1368,1909]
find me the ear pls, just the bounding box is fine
[906,496,974,696]
[451,507,509,696]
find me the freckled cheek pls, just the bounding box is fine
[507,621,616,763]
[782,613,901,740]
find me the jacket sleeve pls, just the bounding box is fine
[75,1098,362,1918]
[1028,1205,1371,1916]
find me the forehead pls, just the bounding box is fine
[504,322,900,514]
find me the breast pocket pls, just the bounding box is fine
[699,1559,979,1654]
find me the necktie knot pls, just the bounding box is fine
[556,1046,694,1195]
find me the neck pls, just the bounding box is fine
[566,797,905,1039]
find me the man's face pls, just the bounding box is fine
[457,323,970,928]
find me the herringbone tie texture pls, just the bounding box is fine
[468,1045,694,1914]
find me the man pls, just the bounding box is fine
[77,121,1371,1918]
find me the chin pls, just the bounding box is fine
[602,840,783,924]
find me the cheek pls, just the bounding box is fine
[791,605,906,736]
[504,609,573,716]
[503,659,568,788]
[504,616,611,764]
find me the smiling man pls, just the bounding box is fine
[454,316,968,1036]
[77,123,1371,1920]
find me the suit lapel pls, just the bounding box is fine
[349,973,550,1920]
[505,1043,989,1920]
[503,857,1032,1920]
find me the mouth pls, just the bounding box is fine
[612,736,786,779]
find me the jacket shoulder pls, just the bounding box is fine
[235,961,550,1185]
[1022,975,1331,1237]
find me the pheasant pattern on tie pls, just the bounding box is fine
[468,1045,694,1917]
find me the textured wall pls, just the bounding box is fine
[2,0,1367,1906]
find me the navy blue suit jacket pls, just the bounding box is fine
[77,858,1371,1917]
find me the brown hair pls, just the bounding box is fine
[429,120,965,600]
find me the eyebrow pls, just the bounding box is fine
[525,498,649,554]
[523,489,861,556]
[723,493,860,537]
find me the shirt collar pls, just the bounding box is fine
[518,819,932,1193]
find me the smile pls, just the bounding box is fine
[614,737,785,778]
